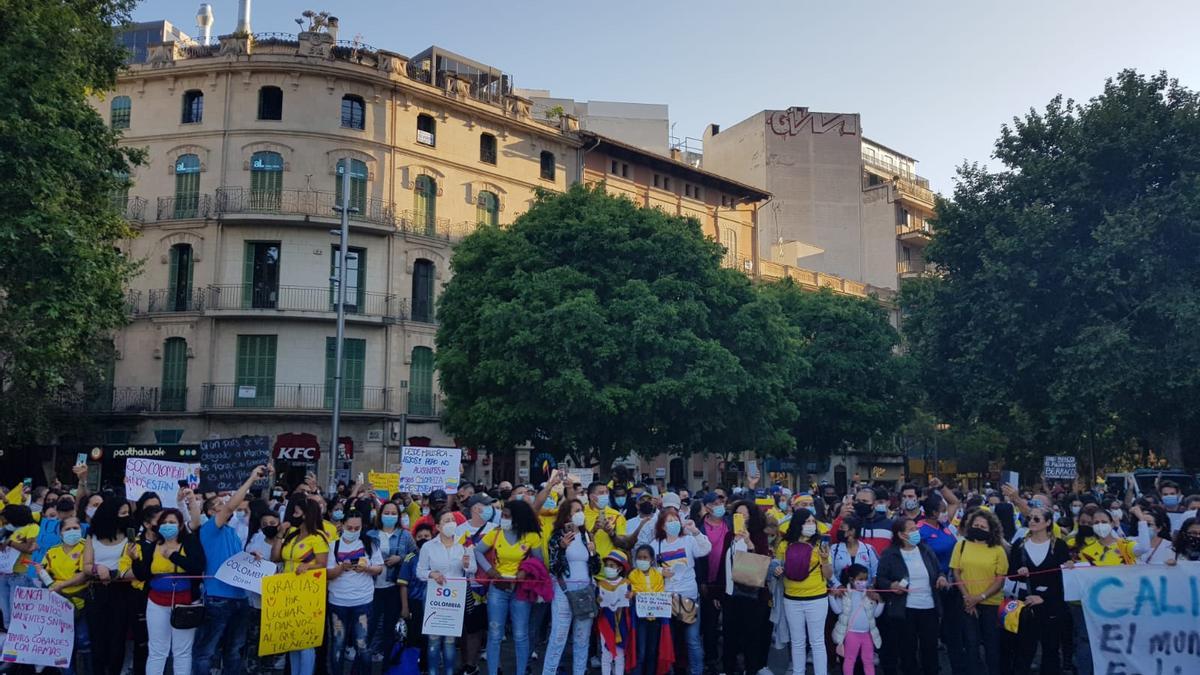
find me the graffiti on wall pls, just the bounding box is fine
[767,107,860,137]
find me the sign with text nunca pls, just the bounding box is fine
[273,433,321,462]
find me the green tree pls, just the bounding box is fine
[760,282,909,463]
[901,70,1200,469]
[435,184,801,467]
[0,1,143,445]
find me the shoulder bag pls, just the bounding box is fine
[558,530,598,619]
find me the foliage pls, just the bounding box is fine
[901,70,1200,469]
[0,0,143,445]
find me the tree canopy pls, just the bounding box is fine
[0,0,143,445]
[901,70,1200,469]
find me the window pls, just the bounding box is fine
[173,154,201,218]
[111,96,131,130]
[622,163,629,178]
[609,161,627,177]
[693,185,702,200]
[721,195,730,207]
[411,259,435,323]
[897,207,910,227]
[111,169,131,213]
[341,94,365,129]
[242,242,281,309]
[663,177,671,191]
[417,114,436,146]
[325,337,365,410]
[540,151,555,181]
[167,244,194,311]
[653,174,661,188]
[249,151,283,210]
[335,158,367,215]
[154,429,184,444]
[413,175,437,235]
[181,90,203,124]
[257,86,283,120]
[330,246,365,313]
[477,191,499,227]
[409,346,434,416]
[721,229,737,266]
[161,338,188,411]
[611,160,619,174]
[234,335,277,407]
[479,133,497,164]
[685,184,692,198]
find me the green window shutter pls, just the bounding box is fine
[235,335,277,407]
[477,191,498,227]
[414,176,436,235]
[336,160,368,218]
[161,338,188,411]
[167,246,179,304]
[325,338,366,409]
[242,242,255,309]
[329,247,365,313]
[250,152,283,210]
[411,260,434,323]
[409,346,434,416]
[173,155,200,218]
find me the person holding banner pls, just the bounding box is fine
[474,499,544,675]
[271,498,329,675]
[1129,504,1177,564]
[1065,504,1134,675]
[83,498,137,675]
[417,510,477,675]
[42,516,92,675]
[949,508,1008,675]
[542,497,601,675]
[131,507,206,675]
[1173,515,1200,561]
[1007,506,1070,675]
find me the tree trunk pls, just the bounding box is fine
[1159,426,1184,468]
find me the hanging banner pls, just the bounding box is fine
[214,551,276,594]
[259,569,327,656]
[199,436,270,492]
[369,470,400,499]
[422,579,468,637]
[399,446,462,494]
[1065,563,1200,675]
[124,458,200,509]
[1,587,74,667]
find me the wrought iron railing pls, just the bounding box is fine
[205,284,402,319]
[407,391,440,418]
[112,195,147,222]
[201,383,392,412]
[214,187,396,227]
[896,220,934,238]
[147,287,206,313]
[125,289,143,315]
[88,386,162,413]
[157,194,212,221]
[897,259,927,275]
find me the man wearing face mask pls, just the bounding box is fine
[832,487,894,556]
[583,482,628,558]
[694,491,731,675]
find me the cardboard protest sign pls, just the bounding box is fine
[1043,456,1077,480]
[259,569,327,656]
[635,592,673,619]
[422,579,467,637]
[199,436,270,491]
[124,458,200,509]
[369,470,400,499]
[1,587,74,667]
[399,446,462,494]
[214,551,276,594]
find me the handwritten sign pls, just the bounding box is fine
[635,592,672,619]
[1043,456,1077,480]
[1,587,74,667]
[599,584,630,609]
[369,470,400,499]
[259,569,327,656]
[124,458,200,509]
[422,579,467,637]
[1066,564,1200,675]
[399,446,462,494]
[570,468,595,488]
[199,436,269,492]
[214,552,276,594]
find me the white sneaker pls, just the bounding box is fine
[757,669,774,675]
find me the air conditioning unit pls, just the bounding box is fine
[366,429,384,443]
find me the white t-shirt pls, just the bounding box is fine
[900,547,934,610]
[327,538,384,607]
[653,535,712,600]
[1023,539,1050,566]
[563,534,592,587]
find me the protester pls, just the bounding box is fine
[630,543,671,675]
[366,499,417,661]
[83,497,136,675]
[43,516,91,675]
[272,498,329,675]
[829,563,882,675]
[651,499,710,675]
[721,499,769,675]
[1008,506,1070,675]
[327,512,384,675]
[132,507,205,675]
[542,497,600,675]
[694,490,729,675]
[418,510,476,675]
[777,507,832,675]
[950,508,1008,675]
[475,498,544,675]
[876,516,946,675]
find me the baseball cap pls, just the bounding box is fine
[702,493,723,505]
[465,494,494,509]
[661,493,682,511]
[429,489,448,503]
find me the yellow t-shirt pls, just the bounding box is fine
[950,540,1009,606]
[584,506,627,558]
[44,542,87,608]
[405,502,422,527]
[1077,538,1135,566]
[321,520,339,541]
[484,529,541,578]
[11,523,40,574]
[280,532,330,573]
[537,513,557,561]
[775,540,828,599]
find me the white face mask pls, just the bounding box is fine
[1093,523,1113,539]
[571,511,586,528]
[441,522,457,539]
[500,518,512,531]
[801,522,817,537]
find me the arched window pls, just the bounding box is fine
[413,175,437,235]
[540,151,555,180]
[476,190,499,227]
[111,96,131,130]
[479,133,497,164]
[335,158,368,215]
[167,243,194,312]
[409,346,434,416]
[416,114,436,146]
[411,259,435,323]
[250,151,283,210]
[258,86,283,120]
[173,154,201,218]
[161,337,188,411]
[181,90,203,124]
[341,95,364,129]
[111,169,131,214]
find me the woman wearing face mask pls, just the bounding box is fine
[829,515,880,591]
[417,511,477,675]
[475,499,544,675]
[271,499,329,675]
[1065,506,1134,675]
[83,498,136,675]
[876,517,947,675]
[1007,506,1070,675]
[914,495,966,672]
[243,506,283,675]
[652,502,712,675]
[82,494,103,525]
[721,500,770,675]
[1172,516,1200,562]
[131,508,204,675]
[43,516,92,675]
[327,513,384,675]
[542,498,600,675]
[1129,504,1176,565]
[775,507,833,675]
[949,509,1008,675]
[366,500,417,662]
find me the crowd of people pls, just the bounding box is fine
[1,462,1199,675]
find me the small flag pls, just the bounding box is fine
[998,598,1023,634]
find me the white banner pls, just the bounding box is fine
[423,579,467,637]
[1,586,74,667]
[214,551,276,594]
[124,458,200,510]
[635,591,673,619]
[399,446,462,495]
[1065,563,1200,675]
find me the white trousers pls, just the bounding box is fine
[145,600,196,675]
[784,597,828,675]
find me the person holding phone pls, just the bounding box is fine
[542,498,600,675]
[272,498,329,675]
[651,500,711,675]
[776,507,833,675]
[327,512,384,675]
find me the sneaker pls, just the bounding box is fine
[590,656,601,669]
[757,669,773,675]
[531,651,539,661]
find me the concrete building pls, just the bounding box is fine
[517,89,670,155]
[702,106,935,293]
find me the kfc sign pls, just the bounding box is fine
[273,432,321,462]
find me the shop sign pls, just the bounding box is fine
[273,433,321,462]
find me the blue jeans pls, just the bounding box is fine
[64,607,92,675]
[963,602,1002,675]
[330,603,372,675]
[191,595,248,675]
[427,636,457,675]
[671,609,702,675]
[541,583,593,675]
[486,585,531,675]
[1069,603,1092,675]
[288,648,316,675]
[634,618,665,675]
[0,574,34,628]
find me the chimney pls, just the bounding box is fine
[195,4,213,45]
[670,148,682,162]
[235,0,251,34]
[327,17,339,41]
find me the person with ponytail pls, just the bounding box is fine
[271,497,329,675]
[775,507,832,675]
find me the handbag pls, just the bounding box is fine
[559,577,598,619]
[168,571,205,630]
[731,550,771,589]
[671,594,698,624]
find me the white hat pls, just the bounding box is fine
[661,492,682,511]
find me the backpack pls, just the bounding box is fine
[783,542,813,581]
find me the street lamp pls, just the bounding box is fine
[328,159,356,492]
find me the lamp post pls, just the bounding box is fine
[328,159,355,492]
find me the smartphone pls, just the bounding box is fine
[22,478,32,488]
[733,513,746,534]
[75,453,88,467]
[177,479,189,488]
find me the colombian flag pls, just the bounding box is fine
[998,598,1023,634]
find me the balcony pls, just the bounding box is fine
[84,386,164,413]
[205,285,404,320]
[896,219,934,244]
[214,187,395,229]
[898,259,929,278]
[407,391,441,418]
[895,178,936,209]
[201,383,393,412]
[147,287,207,313]
[720,254,754,276]
[125,290,143,316]
[113,195,147,223]
[157,194,213,221]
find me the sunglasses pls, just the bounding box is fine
[1028,516,1045,523]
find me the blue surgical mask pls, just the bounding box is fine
[199,513,209,526]
[332,510,344,522]
[665,521,682,537]
[158,523,180,540]
[906,531,922,547]
[711,505,726,518]
[381,514,399,529]
[615,496,627,508]
[635,559,651,572]
[596,495,610,510]
[875,504,888,514]
[500,518,512,531]
[342,530,361,543]
[62,530,83,547]
[542,499,556,511]
[1028,499,1043,509]
[481,505,495,521]
[1163,495,1181,508]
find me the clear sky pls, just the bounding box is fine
[131,0,1200,193]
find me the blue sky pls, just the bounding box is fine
[132,0,1200,193]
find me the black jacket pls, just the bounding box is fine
[1008,536,1070,617]
[875,542,944,619]
[131,532,206,597]
[547,527,600,581]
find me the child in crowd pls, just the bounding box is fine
[629,544,673,675]
[596,549,636,675]
[830,563,883,675]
